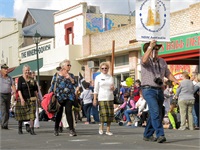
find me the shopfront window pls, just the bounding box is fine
[115,55,129,67]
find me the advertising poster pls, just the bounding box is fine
[136,0,170,42]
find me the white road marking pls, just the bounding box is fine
[101,142,122,145]
[69,139,88,142]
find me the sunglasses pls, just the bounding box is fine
[101,68,108,70]
[67,64,71,67]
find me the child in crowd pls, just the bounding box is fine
[163,100,180,129]
[80,82,93,124]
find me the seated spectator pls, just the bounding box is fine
[121,93,138,126]
[136,91,148,127]
[114,93,131,123]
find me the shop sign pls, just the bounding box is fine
[158,32,200,55]
[20,44,51,58]
[141,32,200,55]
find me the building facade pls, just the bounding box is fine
[78,2,200,87]
[3,2,200,93]
[0,18,23,68]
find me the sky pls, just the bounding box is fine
[0,0,199,21]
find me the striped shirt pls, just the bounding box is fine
[141,57,171,87]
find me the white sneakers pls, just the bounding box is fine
[105,132,113,136]
[99,129,103,135]
[99,130,113,135]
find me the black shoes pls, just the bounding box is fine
[59,126,63,133]
[30,127,36,135]
[157,136,166,143]
[1,126,8,130]
[25,124,31,133]
[69,129,77,136]
[54,129,59,136]
[143,135,166,143]
[18,127,23,134]
[143,136,157,142]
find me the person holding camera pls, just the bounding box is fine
[141,40,179,143]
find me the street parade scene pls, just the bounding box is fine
[0,0,200,149]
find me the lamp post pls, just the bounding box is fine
[33,31,41,85]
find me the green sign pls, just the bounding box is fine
[141,32,200,55]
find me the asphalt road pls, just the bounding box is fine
[0,118,199,150]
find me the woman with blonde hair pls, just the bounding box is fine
[93,62,115,135]
[175,72,195,130]
[15,64,39,135]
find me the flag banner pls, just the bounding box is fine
[78,72,87,90]
[136,0,170,42]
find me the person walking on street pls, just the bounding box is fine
[0,64,16,129]
[93,62,115,136]
[15,64,40,135]
[141,40,179,143]
[49,59,77,136]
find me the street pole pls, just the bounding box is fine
[36,43,40,85]
[33,30,41,86]
[111,40,115,76]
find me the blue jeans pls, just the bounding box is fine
[91,105,100,122]
[194,102,199,127]
[192,106,198,127]
[124,109,138,122]
[142,88,165,138]
[83,103,93,122]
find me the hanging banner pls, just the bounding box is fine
[136,0,170,42]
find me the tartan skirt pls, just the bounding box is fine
[99,100,114,123]
[15,99,36,121]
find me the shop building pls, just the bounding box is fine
[8,2,134,94]
[78,2,200,87]
[4,2,200,93]
[0,18,23,70]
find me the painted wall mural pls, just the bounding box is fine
[86,16,114,32]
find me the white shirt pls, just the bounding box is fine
[94,73,114,101]
[136,97,148,112]
[80,89,93,104]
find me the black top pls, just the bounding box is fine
[17,76,38,100]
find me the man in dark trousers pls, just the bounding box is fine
[141,40,179,143]
[0,64,16,129]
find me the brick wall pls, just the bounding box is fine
[84,2,200,55]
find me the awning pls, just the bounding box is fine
[39,63,60,73]
[9,59,43,78]
[8,67,16,73]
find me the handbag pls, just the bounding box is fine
[24,78,37,101]
[47,94,60,113]
[47,73,60,113]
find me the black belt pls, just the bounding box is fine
[141,85,161,90]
